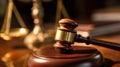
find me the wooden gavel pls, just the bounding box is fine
[27,19,120,67]
[54,19,120,52]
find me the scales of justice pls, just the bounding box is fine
[1,0,120,67]
[0,0,29,40]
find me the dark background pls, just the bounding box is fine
[0,0,120,29]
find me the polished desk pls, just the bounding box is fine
[92,36,120,67]
[0,35,120,67]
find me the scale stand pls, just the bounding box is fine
[24,0,48,51]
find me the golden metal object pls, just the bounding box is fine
[1,28,29,40]
[24,0,45,51]
[0,0,29,40]
[55,29,76,43]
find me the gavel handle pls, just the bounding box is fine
[76,35,120,51]
[90,39,120,51]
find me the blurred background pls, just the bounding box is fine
[0,0,120,28]
[0,0,117,27]
[1,0,120,35]
[0,0,120,67]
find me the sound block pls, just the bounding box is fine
[28,46,104,67]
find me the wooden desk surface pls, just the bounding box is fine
[92,36,120,67]
[0,38,26,67]
[0,36,120,67]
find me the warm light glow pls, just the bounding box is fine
[2,53,11,62]
[0,28,29,40]
[77,31,89,37]
[33,25,40,34]
[8,28,28,37]
[34,19,39,24]
[32,8,39,16]
[20,28,28,34]
[94,54,101,59]
[34,58,48,63]
[0,33,10,40]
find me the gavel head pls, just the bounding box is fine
[54,19,78,53]
[58,19,78,30]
